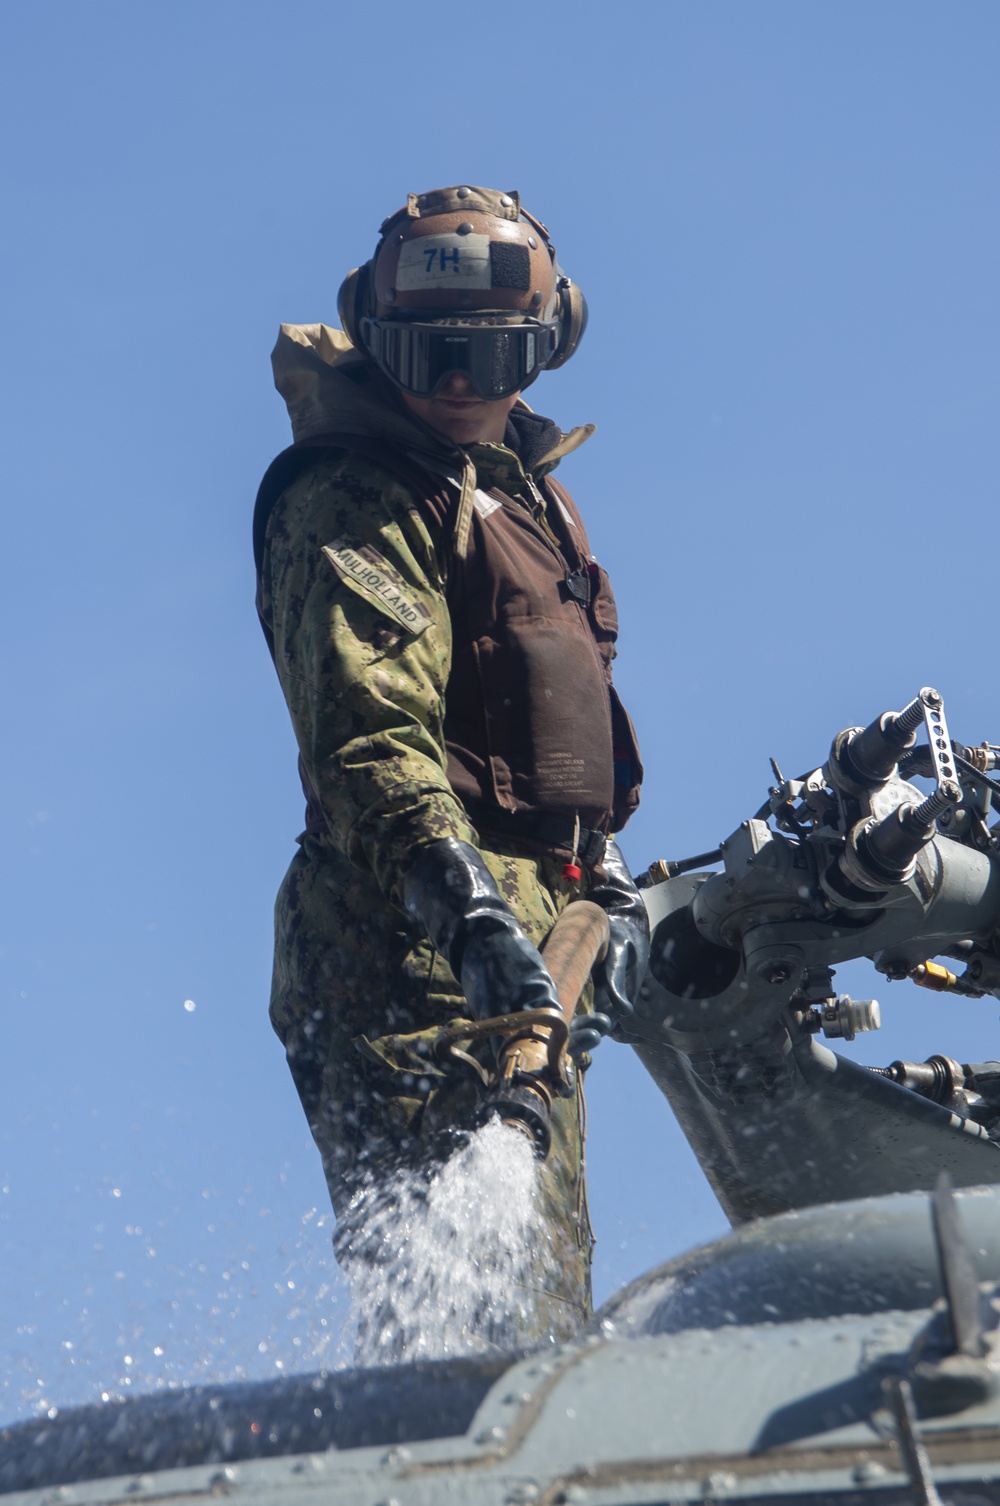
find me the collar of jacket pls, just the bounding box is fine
[270,322,595,558]
[271,322,593,476]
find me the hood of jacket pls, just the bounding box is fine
[271,323,594,480]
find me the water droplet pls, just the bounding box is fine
[476,1425,507,1444]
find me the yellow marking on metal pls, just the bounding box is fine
[910,960,960,992]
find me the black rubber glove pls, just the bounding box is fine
[586,839,650,1022]
[404,839,614,1061]
[402,838,564,1025]
[567,1011,614,1057]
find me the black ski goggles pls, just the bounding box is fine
[360,315,560,400]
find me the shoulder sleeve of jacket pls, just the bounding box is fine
[260,449,477,904]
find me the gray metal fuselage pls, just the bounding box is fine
[6,1187,1000,1506]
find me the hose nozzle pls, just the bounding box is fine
[481,899,611,1160]
[480,1082,554,1159]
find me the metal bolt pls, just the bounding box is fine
[456,186,471,198]
[853,1461,888,1484]
[763,962,792,985]
[912,783,961,826]
[893,695,929,737]
[527,235,538,248]
[476,1424,507,1444]
[500,194,514,206]
[456,222,474,234]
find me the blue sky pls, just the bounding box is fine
[1,0,998,1420]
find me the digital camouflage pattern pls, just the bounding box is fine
[273,831,595,1338]
[260,420,603,1338]
[260,446,477,906]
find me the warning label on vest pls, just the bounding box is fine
[322,540,432,635]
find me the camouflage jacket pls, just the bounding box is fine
[255,325,640,907]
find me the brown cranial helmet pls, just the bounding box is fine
[338,185,587,400]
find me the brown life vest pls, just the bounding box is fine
[254,435,642,851]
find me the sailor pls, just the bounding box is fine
[254,185,649,1342]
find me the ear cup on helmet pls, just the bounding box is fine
[546,275,588,370]
[337,263,371,350]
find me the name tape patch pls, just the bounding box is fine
[396,233,491,290]
[322,540,432,635]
